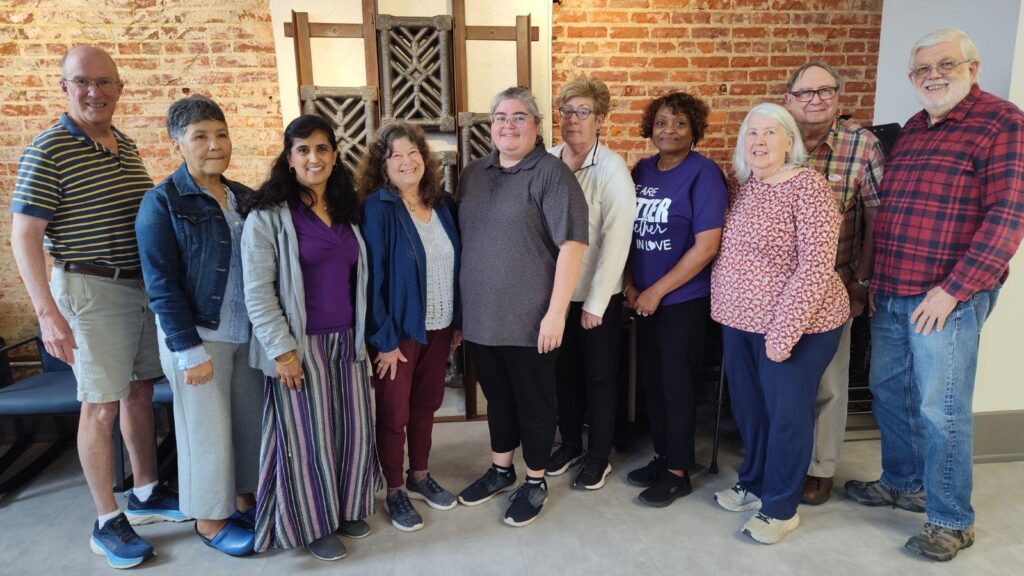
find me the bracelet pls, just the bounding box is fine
[275,352,298,366]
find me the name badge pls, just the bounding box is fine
[828,174,842,182]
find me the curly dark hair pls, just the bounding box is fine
[639,92,710,145]
[355,121,445,206]
[241,115,359,224]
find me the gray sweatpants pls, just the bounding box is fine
[157,337,263,520]
[808,320,852,478]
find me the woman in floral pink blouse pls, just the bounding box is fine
[709,103,849,545]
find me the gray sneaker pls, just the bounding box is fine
[905,523,975,561]
[336,519,371,539]
[308,534,347,561]
[844,479,926,512]
[385,490,424,532]
[406,472,457,510]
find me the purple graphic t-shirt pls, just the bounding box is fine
[629,151,728,306]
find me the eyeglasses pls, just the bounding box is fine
[910,59,972,80]
[558,106,594,120]
[788,86,839,102]
[62,77,120,92]
[491,113,531,127]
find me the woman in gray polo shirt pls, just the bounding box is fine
[455,86,589,527]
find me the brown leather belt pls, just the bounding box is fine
[54,260,141,280]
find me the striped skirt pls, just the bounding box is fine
[254,329,383,552]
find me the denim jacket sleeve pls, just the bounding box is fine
[362,197,400,353]
[136,185,203,352]
[241,210,299,361]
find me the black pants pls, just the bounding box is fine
[555,296,623,463]
[468,342,559,472]
[636,297,710,471]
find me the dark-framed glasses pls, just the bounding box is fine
[491,113,531,127]
[62,77,120,92]
[910,59,972,80]
[789,86,839,102]
[559,106,593,120]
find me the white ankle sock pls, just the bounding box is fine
[98,509,121,529]
[133,481,158,502]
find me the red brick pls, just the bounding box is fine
[568,26,607,38]
[609,27,649,39]
[609,56,649,68]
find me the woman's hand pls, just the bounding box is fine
[623,286,639,310]
[581,311,603,329]
[184,360,214,386]
[375,348,408,381]
[275,350,304,390]
[538,312,567,353]
[450,330,463,352]
[766,343,791,363]
[847,281,868,319]
[634,288,664,318]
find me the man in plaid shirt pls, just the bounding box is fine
[784,61,884,507]
[845,29,1024,562]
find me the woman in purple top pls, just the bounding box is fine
[623,92,728,507]
[241,115,382,561]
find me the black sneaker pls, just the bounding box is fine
[573,458,612,490]
[627,455,667,487]
[545,444,584,476]
[385,490,424,532]
[638,470,692,507]
[458,465,516,506]
[503,480,548,527]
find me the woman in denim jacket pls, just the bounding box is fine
[240,115,382,561]
[136,95,260,557]
[356,122,462,532]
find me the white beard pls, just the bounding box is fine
[915,77,972,120]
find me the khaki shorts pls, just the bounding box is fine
[50,267,163,403]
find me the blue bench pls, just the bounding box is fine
[0,335,176,496]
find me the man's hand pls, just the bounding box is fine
[39,310,77,365]
[847,282,868,319]
[910,285,959,336]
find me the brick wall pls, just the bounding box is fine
[0,0,283,342]
[551,0,883,167]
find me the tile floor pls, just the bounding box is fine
[0,421,1020,576]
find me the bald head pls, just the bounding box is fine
[59,45,124,135]
[61,46,120,81]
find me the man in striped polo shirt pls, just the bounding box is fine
[10,46,184,569]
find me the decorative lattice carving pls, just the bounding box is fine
[300,86,378,175]
[377,15,454,132]
[458,112,493,168]
[437,150,457,194]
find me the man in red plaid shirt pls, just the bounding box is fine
[845,29,1024,562]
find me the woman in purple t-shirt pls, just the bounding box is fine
[623,92,728,507]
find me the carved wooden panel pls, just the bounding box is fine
[437,150,458,194]
[377,15,455,132]
[458,112,492,168]
[300,85,378,174]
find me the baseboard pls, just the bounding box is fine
[974,410,1024,463]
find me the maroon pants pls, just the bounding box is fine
[374,327,454,489]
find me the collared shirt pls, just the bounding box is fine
[548,142,636,316]
[11,113,153,268]
[806,117,884,285]
[458,145,589,347]
[873,85,1024,300]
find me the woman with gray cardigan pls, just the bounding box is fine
[241,115,382,561]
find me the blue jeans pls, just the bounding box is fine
[722,325,843,520]
[870,289,998,530]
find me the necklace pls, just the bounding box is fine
[401,194,420,213]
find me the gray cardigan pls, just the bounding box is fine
[241,203,369,378]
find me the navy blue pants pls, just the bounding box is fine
[722,325,843,520]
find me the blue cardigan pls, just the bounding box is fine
[362,187,461,352]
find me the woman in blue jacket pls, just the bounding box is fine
[356,121,462,532]
[136,95,259,557]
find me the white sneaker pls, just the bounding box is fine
[742,512,800,544]
[714,482,762,512]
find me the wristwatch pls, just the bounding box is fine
[855,278,870,289]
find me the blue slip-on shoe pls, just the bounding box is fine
[229,507,257,531]
[196,520,255,557]
[125,484,189,525]
[90,513,156,569]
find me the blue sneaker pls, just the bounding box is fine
[125,484,189,525]
[90,513,155,569]
[196,520,255,557]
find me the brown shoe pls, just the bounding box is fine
[801,475,833,505]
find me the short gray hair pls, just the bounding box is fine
[732,103,808,181]
[909,28,980,68]
[166,94,227,141]
[786,60,844,93]
[490,85,544,147]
